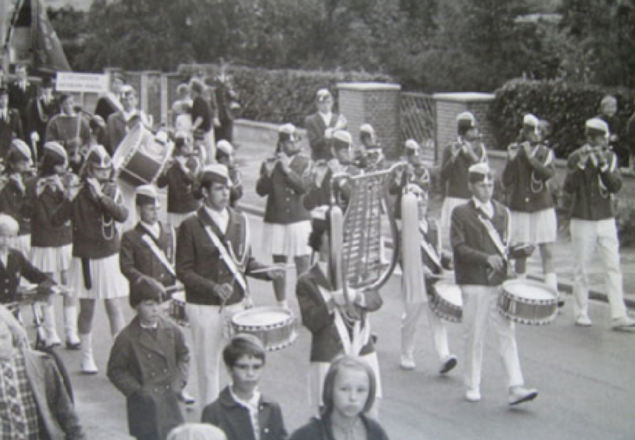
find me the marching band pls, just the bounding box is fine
[0,74,633,440]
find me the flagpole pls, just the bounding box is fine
[0,0,8,75]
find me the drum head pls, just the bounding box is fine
[171,291,186,302]
[435,282,463,307]
[232,306,292,328]
[503,280,556,301]
[112,125,143,170]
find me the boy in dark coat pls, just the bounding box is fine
[107,278,190,440]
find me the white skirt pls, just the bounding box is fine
[68,254,129,299]
[31,245,72,273]
[168,211,196,229]
[261,221,312,257]
[440,197,468,235]
[11,234,31,258]
[510,208,557,245]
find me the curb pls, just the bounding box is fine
[236,201,635,310]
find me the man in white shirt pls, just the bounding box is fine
[305,89,347,161]
[107,86,152,154]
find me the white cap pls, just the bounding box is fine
[585,118,610,139]
[360,124,375,135]
[135,184,160,207]
[217,140,234,156]
[201,163,232,187]
[332,130,352,148]
[278,123,299,142]
[468,162,493,183]
[523,113,540,128]
[44,141,68,163]
[11,139,32,162]
[457,111,476,128]
[316,89,332,102]
[404,139,421,151]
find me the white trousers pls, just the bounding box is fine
[186,301,244,407]
[401,301,450,362]
[461,285,524,391]
[570,218,628,320]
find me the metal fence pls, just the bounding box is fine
[399,91,436,163]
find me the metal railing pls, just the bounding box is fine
[400,91,436,163]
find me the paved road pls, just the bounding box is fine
[29,212,635,440]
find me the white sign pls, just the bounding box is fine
[56,72,109,94]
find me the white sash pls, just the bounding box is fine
[202,224,248,293]
[318,285,370,356]
[478,213,508,259]
[141,233,176,277]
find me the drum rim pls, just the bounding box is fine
[501,279,557,305]
[231,305,294,329]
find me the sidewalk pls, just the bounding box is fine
[232,131,635,309]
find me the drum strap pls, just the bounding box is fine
[318,286,370,356]
[419,229,442,272]
[141,234,176,277]
[478,214,508,260]
[202,225,248,293]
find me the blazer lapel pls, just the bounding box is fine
[134,318,167,358]
[197,207,226,240]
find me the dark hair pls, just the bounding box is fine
[222,334,266,368]
[215,148,229,162]
[321,355,376,418]
[5,149,29,174]
[458,125,473,137]
[58,93,72,104]
[39,152,65,177]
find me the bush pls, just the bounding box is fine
[177,64,393,127]
[489,79,635,158]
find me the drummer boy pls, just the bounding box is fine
[450,162,538,405]
[201,334,288,440]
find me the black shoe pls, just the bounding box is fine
[66,340,81,350]
[439,355,457,375]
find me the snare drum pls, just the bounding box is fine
[428,281,463,323]
[231,306,297,351]
[499,279,557,325]
[168,291,189,327]
[112,126,173,186]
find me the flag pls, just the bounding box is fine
[31,0,71,72]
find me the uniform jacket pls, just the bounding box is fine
[201,386,287,440]
[27,177,73,248]
[94,94,121,124]
[228,165,243,208]
[451,199,510,286]
[107,315,189,440]
[296,263,379,363]
[27,96,60,143]
[8,80,36,125]
[305,112,340,161]
[156,157,201,214]
[176,207,271,306]
[388,164,431,220]
[288,415,389,440]
[564,146,621,221]
[303,164,358,212]
[0,176,31,235]
[107,111,129,154]
[502,142,555,212]
[0,107,23,158]
[22,349,86,440]
[0,248,52,304]
[51,182,128,258]
[440,140,487,199]
[120,222,177,292]
[256,153,311,224]
[191,96,212,132]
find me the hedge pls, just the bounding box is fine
[177,64,393,128]
[489,79,635,158]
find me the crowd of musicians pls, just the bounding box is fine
[0,64,634,440]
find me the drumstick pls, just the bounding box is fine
[249,265,295,275]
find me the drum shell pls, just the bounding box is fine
[498,280,557,325]
[167,291,189,327]
[119,152,163,186]
[231,306,298,351]
[428,280,462,323]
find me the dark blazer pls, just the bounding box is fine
[107,315,189,440]
[288,415,389,440]
[94,94,120,123]
[8,81,36,131]
[502,143,555,212]
[27,177,73,248]
[295,263,380,363]
[0,177,31,235]
[0,248,53,304]
[176,207,270,306]
[564,145,621,221]
[156,157,201,214]
[451,199,510,286]
[201,386,287,440]
[0,107,24,158]
[303,164,358,212]
[120,222,176,292]
[305,112,340,161]
[51,182,128,259]
[256,153,311,224]
[440,141,487,199]
[27,96,60,157]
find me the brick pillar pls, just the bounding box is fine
[337,82,401,158]
[433,92,495,163]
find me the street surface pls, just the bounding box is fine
[31,212,635,440]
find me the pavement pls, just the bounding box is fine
[231,131,635,310]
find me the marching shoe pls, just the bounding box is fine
[465,388,481,402]
[178,390,196,405]
[79,333,98,374]
[66,338,81,350]
[399,356,416,370]
[575,315,593,327]
[509,386,538,406]
[439,355,457,375]
[611,315,635,330]
[46,333,62,348]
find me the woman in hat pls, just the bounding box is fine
[51,144,129,374]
